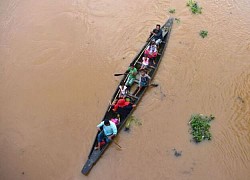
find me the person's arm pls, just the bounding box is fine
[125,86,128,95]
[146,74,151,84]
[132,68,137,76]
[151,29,157,35]
[146,74,151,80]
[125,67,130,74]
[97,121,104,131]
[150,30,154,35]
[112,122,117,136]
[155,30,162,38]
[108,122,117,139]
[138,75,142,84]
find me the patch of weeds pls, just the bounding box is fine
[199,30,208,38]
[172,148,182,157]
[169,8,176,14]
[189,114,214,143]
[124,115,141,131]
[187,0,202,14]
[175,18,180,24]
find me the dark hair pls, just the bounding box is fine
[150,40,156,45]
[104,119,110,126]
[140,69,146,73]
[120,81,125,86]
[130,63,134,67]
[156,24,161,28]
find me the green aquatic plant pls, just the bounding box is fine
[199,30,208,38]
[125,115,141,131]
[169,8,176,14]
[175,18,180,24]
[189,114,214,143]
[187,0,202,14]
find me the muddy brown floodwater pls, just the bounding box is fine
[0,0,250,180]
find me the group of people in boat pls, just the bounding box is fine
[95,24,163,150]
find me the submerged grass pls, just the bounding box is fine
[187,0,202,14]
[169,8,176,14]
[175,18,180,24]
[189,114,215,143]
[125,115,142,131]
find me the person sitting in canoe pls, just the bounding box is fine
[144,40,158,60]
[95,119,117,150]
[117,101,136,119]
[125,63,137,90]
[140,54,150,70]
[112,98,136,118]
[112,98,130,112]
[119,82,128,98]
[150,24,163,46]
[134,69,151,96]
[110,115,120,126]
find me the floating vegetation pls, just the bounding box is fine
[175,18,181,24]
[169,8,176,14]
[199,30,208,38]
[187,0,202,14]
[189,114,214,143]
[125,115,141,131]
[172,148,182,157]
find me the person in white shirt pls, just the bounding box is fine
[140,55,150,70]
[119,82,128,98]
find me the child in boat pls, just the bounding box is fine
[134,69,151,96]
[125,63,137,90]
[119,82,127,98]
[111,115,120,126]
[140,55,150,70]
[144,40,158,59]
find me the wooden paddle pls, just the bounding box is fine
[114,73,128,76]
[149,83,158,87]
[112,140,122,149]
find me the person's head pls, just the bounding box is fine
[150,39,156,45]
[130,63,134,68]
[144,54,148,58]
[156,24,161,30]
[104,119,110,126]
[117,98,126,106]
[120,81,125,87]
[140,69,146,75]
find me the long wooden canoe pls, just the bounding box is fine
[81,18,173,175]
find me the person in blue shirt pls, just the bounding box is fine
[95,119,117,150]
